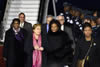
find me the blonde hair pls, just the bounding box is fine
[32,24,41,30]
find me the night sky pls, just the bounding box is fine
[48,0,100,15]
[64,0,100,10]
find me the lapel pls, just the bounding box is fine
[23,21,27,29]
[23,22,26,29]
[64,24,66,31]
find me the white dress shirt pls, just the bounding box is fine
[61,25,64,31]
[20,22,24,28]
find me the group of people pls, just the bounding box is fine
[2,3,100,67]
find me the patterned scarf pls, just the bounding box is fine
[15,31,24,41]
[33,33,42,67]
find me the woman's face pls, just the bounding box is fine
[90,20,96,27]
[13,21,20,29]
[93,11,97,17]
[51,23,59,32]
[33,26,41,35]
[97,18,100,25]
[83,27,92,37]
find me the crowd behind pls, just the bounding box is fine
[2,3,100,67]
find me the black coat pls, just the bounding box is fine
[3,28,27,67]
[72,37,100,67]
[41,23,48,34]
[71,17,83,41]
[89,38,100,67]
[64,23,76,49]
[24,33,47,67]
[95,27,100,39]
[46,31,73,67]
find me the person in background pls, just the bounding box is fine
[83,18,91,24]
[42,15,53,33]
[90,18,97,38]
[57,15,66,31]
[90,18,97,28]
[73,9,82,26]
[71,10,83,43]
[18,12,33,67]
[93,11,98,17]
[70,9,76,17]
[3,18,27,67]
[57,15,75,49]
[72,23,100,67]
[18,12,32,35]
[95,17,100,39]
[80,13,85,20]
[41,15,53,51]
[46,19,73,67]
[96,17,100,27]
[59,2,72,25]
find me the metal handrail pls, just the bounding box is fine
[0,0,11,42]
[37,0,49,24]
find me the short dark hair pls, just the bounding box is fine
[48,19,61,33]
[19,12,25,17]
[10,18,20,28]
[82,23,92,31]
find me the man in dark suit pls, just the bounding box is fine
[57,15,74,41]
[41,15,53,34]
[3,18,27,67]
[18,12,32,67]
[41,15,53,58]
[18,12,32,35]
[57,15,74,67]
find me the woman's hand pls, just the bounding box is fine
[39,47,44,51]
[34,45,44,51]
[3,57,7,61]
[34,45,39,50]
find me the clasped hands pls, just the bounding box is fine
[34,45,44,51]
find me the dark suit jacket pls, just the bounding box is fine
[23,21,32,36]
[41,23,48,45]
[41,23,48,34]
[64,23,76,49]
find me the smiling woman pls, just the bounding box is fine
[47,19,73,67]
[72,23,100,67]
[3,18,27,67]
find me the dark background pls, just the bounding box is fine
[66,0,100,10]
[0,0,7,22]
[48,0,100,15]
